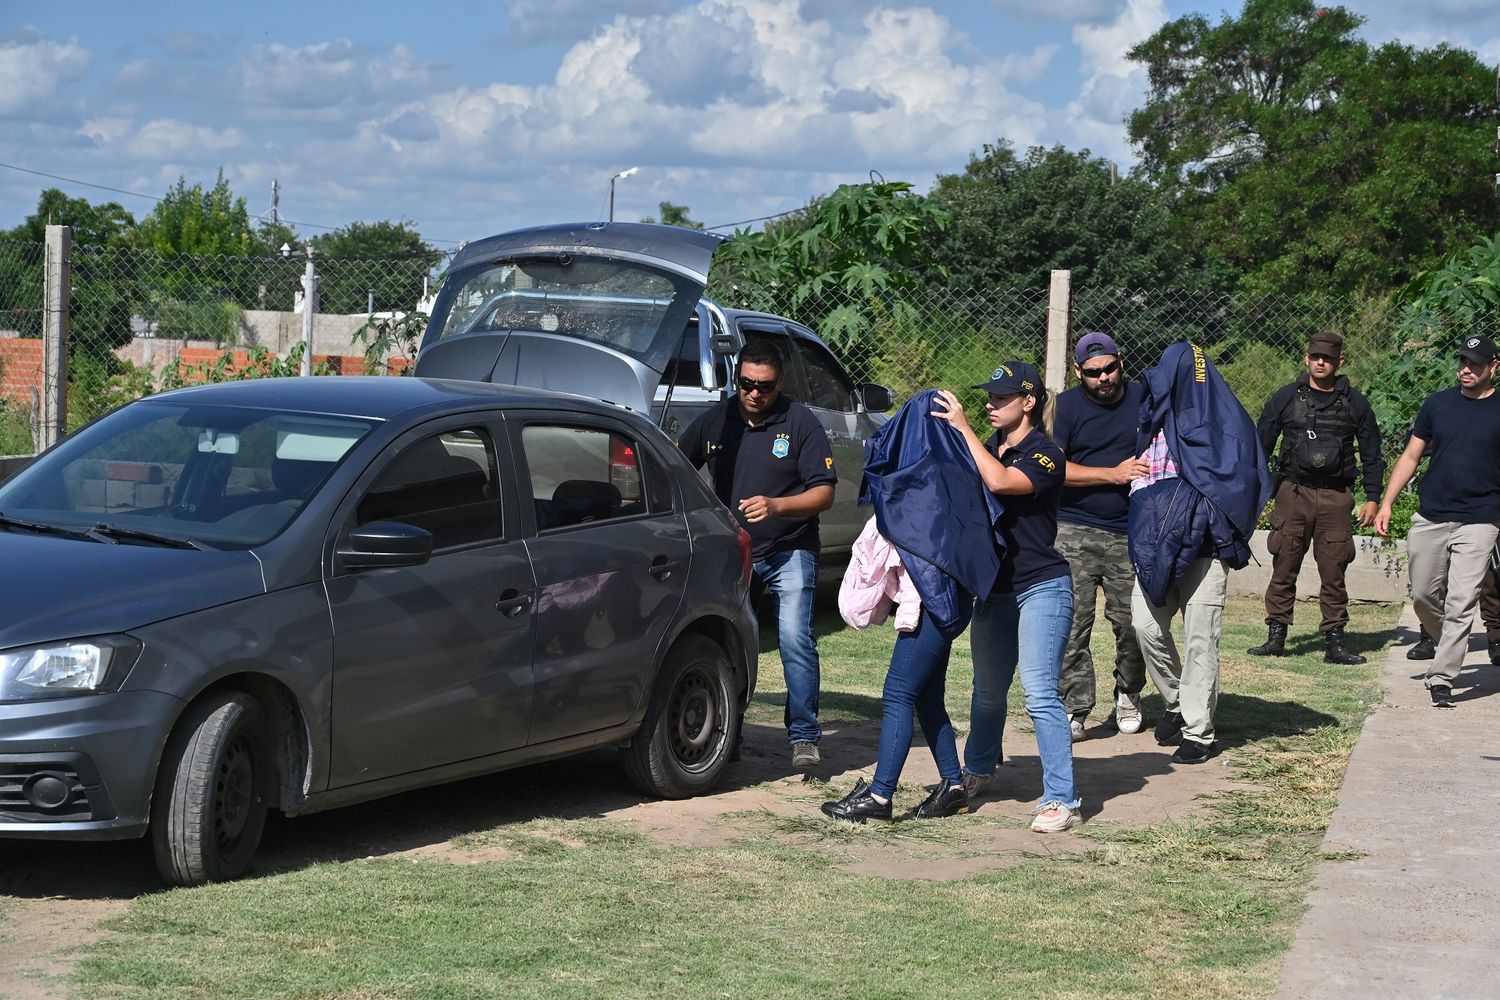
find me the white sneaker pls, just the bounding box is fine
[1031,801,1081,833]
[1114,690,1143,734]
[1069,716,1086,742]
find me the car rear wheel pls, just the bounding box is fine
[151,691,271,887]
[622,634,737,799]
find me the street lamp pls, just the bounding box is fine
[608,166,639,222]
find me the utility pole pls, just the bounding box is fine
[270,180,280,227]
[300,243,319,376]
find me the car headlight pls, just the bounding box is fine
[0,636,143,700]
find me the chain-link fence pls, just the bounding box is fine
[0,233,1450,483]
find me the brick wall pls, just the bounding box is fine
[0,337,43,406]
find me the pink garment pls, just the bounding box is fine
[1130,430,1179,494]
[838,517,922,632]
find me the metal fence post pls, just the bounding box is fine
[41,224,71,450]
[300,243,319,376]
[1045,270,1071,417]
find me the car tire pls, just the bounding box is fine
[622,634,738,799]
[150,691,271,887]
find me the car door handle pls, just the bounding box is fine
[496,590,533,617]
[649,556,681,581]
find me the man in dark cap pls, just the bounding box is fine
[1249,332,1385,663]
[1051,332,1150,739]
[1376,334,1500,708]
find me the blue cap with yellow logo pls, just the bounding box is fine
[974,359,1043,397]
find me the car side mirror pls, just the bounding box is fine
[857,383,893,412]
[339,521,434,570]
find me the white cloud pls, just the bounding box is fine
[500,0,678,42]
[123,119,246,159]
[1064,0,1168,161]
[236,40,435,112]
[79,116,132,144]
[992,0,1126,21]
[0,33,90,115]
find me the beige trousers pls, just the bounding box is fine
[1407,515,1500,687]
[1132,558,1228,745]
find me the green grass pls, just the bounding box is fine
[65,596,1395,1000]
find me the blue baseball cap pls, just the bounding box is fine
[1075,332,1119,364]
[974,360,1043,396]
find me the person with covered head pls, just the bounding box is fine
[1249,331,1385,664]
[1129,343,1273,764]
[1375,334,1500,708]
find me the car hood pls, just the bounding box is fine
[0,533,266,650]
[414,223,725,415]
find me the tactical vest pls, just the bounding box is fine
[1276,383,1357,486]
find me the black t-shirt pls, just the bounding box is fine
[986,428,1071,593]
[1411,387,1500,524]
[1052,381,1144,534]
[678,395,837,558]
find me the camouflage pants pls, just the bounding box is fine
[1054,522,1145,717]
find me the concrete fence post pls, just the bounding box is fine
[1044,269,1072,425]
[300,243,319,376]
[41,224,71,451]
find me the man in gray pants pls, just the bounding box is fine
[1376,335,1500,707]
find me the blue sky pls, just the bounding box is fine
[3,0,1496,247]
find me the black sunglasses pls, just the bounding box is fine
[1080,360,1121,379]
[737,376,780,394]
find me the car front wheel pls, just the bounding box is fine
[621,634,738,799]
[150,691,271,887]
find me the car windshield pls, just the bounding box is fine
[0,401,375,550]
[430,256,685,363]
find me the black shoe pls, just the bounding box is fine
[1488,639,1500,667]
[820,779,893,823]
[1247,621,1289,657]
[1154,710,1184,747]
[913,782,970,819]
[1323,627,1367,665]
[1171,738,1215,764]
[1430,685,1456,708]
[1407,630,1435,660]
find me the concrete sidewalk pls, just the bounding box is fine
[1275,607,1500,999]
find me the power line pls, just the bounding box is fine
[704,207,805,232]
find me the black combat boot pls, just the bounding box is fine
[1323,627,1366,665]
[1407,626,1435,661]
[1247,621,1289,656]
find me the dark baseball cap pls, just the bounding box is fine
[974,360,1043,397]
[1075,332,1119,364]
[1307,332,1344,357]
[1459,335,1498,365]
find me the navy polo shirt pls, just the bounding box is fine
[1411,387,1500,524]
[986,428,1070,593]
[1052,381,1144,534]
[679,394,837,558]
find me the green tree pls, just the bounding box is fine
[640,202,703,229]
[132,171,257,257]
[309,220,444,315]
[7,188,135,245]
[1128,0,1500,298]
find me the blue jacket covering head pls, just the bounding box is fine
[1130,343,1273,604]
[859,389,1006,632]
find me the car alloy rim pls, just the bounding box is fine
[215,738,255,846]
[669,666,723,771]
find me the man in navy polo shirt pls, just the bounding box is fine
[1376,334,1500,708]
[1052,332,1150,740]
[679,339,836,767]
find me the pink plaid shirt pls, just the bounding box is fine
[1130,431,1178,494]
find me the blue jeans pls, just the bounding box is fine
[964,575,1079,809]
[752,548,820,744]
[871,600,973,799]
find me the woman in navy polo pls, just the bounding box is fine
[932,360,1081,833]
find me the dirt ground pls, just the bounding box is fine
[0,715,1235,1000]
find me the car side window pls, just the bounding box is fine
[738,327,810,401]
[522,424,651,530]
[355,428,501,549]
[792,337,854,412]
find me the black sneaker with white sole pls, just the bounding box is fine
[912,782,970,819]
[1154,710,1185,746]
[1430,685,1456,708]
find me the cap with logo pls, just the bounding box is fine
[1307,332,1344,358]
[1075,332,1119,365]
[1459,335,1498,365]
[974,360,1043,397]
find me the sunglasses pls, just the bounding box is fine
[737,376,780,394]
[1079,360,1121,379]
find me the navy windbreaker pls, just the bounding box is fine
[1129,343,1272,604]
[859,390,1006,631]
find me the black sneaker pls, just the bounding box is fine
[820,779,893,823]
[1407,634,1435,660]
[1171,738,1215,764]
[1488,639,1500,667]
[1154,710,1185,747]
[913,782,970,819]
[1430,685,1456,708]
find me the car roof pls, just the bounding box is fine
[149,376,640,423]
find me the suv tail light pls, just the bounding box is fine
[736,527,753,584]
